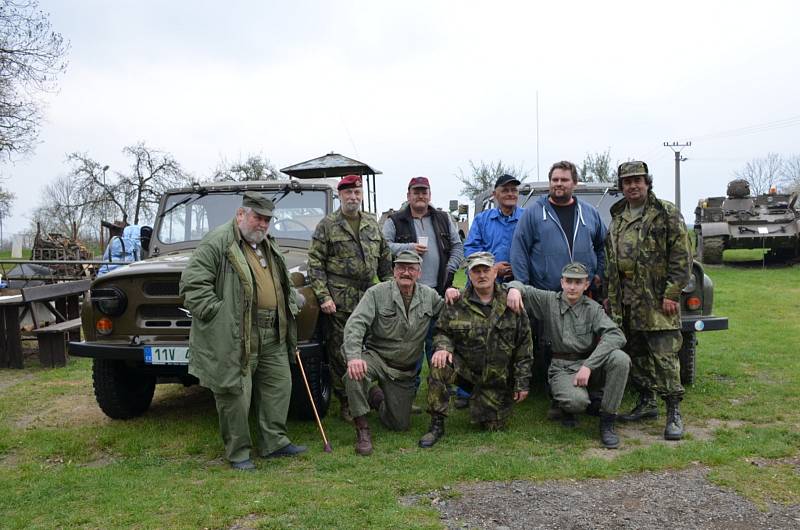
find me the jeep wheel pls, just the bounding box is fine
[92,359,156,419]
[678,331,696,386]
[699,236,724,264]
[289,349,331,420]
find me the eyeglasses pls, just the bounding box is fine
[394,264,419,272]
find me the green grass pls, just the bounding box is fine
[1,266,799,528]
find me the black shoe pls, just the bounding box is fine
[546,400,563,421]
[560,411,578,428]
[600,413,620,449]
[619,392,659,422]
[586,396,602,417]
[418,414,445,448]
[230,459,256,471]
[664,398,684,441]
[265,443,308,458]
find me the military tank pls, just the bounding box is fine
[695,179,800,264]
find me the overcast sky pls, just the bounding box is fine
[3,0,800,236]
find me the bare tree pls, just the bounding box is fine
[0,184,15,245]
[456,160,528,201]
[0,0,69,157]
[122,142,189,224]
[780,154,800,194]
[579,150,617,183]
[39,174,97,238]
[733,153,783,195]
[211,154,283,182]
[66,152,124,223]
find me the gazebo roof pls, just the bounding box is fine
[281,153,382,179]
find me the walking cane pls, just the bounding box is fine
[295,349,333,453]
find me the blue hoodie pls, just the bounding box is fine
[510,195,606,291]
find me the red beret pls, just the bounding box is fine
[408,176,430,190]
[338,174,362,190]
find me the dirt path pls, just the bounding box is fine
[407,465,800,529]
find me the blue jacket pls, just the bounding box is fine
[464,206,524,263]
[510,195,606,290]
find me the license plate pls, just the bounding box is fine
[144,346,190,365]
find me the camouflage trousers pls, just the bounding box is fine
[324,311,350,403]
[548,350,631,415]
[427,363,514,426]
[625,328,684,400]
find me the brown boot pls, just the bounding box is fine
[368,386,385,411]
[353,415,373,456]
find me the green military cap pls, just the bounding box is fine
[242,191,275,217]
[466,251,495,271]
[394,250,422,264]
[618,161,650,179]
[561,262,589,279]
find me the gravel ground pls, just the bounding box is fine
[408,466,800,529]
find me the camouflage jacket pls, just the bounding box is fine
[605,192,691,331]
[307,209,393,313]
[434,284,533,392]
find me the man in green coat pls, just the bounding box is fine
[419,252,533,448]
[307,175,393,422]
[606,161,691,441]
[507,263,629,448]
[343,250,458,455]
[180,192,306,470]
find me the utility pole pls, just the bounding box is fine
[663,141,691,210]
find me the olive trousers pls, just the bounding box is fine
[548,350,631,416]
[344,350,416,431]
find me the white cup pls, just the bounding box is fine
[417,236,429,247]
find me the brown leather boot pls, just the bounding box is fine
[353,415,373,456]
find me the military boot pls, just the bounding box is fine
[560,411,578,428]
[664,398,684,441]
[600,413,620,449]
[619,391,659,422]
[353,415,373,456]
[418,414,445,448]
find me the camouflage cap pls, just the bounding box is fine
[394,250,422,265]
[561,262,589,279]
[242,191,275,217]
[466,251,495,271]
[618,161,650,179]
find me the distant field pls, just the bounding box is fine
[0,264,798,529]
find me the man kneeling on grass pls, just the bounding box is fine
[507,262,630,449]
[343,250,459,456]
[418,252,532,448]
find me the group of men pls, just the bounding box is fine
[180,158,691,469]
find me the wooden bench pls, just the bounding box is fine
[32,318,82,367]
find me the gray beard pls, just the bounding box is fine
[238,223,266,245]
[342,203,361,216]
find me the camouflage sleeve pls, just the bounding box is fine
[377,230,394,282]
[664,207,691,301]
[432,302,457,354]
[583,303,627,371]
[179,239,223,322]
[307,221,332,304]
[511,312,533,392]
[604,230,623,326]
[342,288,377,362]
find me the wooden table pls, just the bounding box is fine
[0,279,90,368]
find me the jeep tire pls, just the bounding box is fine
[92,359,156,419]
[289,348,331,420]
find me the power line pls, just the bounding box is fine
[690,115,800,142]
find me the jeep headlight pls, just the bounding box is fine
[91,286,128,316]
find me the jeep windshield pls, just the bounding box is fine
[158,190,327,245]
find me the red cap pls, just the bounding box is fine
[408,176,430,190]
[337,174,362,190]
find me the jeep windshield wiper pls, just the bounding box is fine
[270,181,302,205]
[160,191,207,218]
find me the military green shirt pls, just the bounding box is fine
[434,284,533,393]
[343,280,444,377]
[307,209,393,313]
[508,281,626,372]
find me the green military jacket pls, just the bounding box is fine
[343,280,444,378]
[179,218,299,395]
[605,192,691,331]
[307,209,393,313]
[508,281,626,372]
[434,284,533,393]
